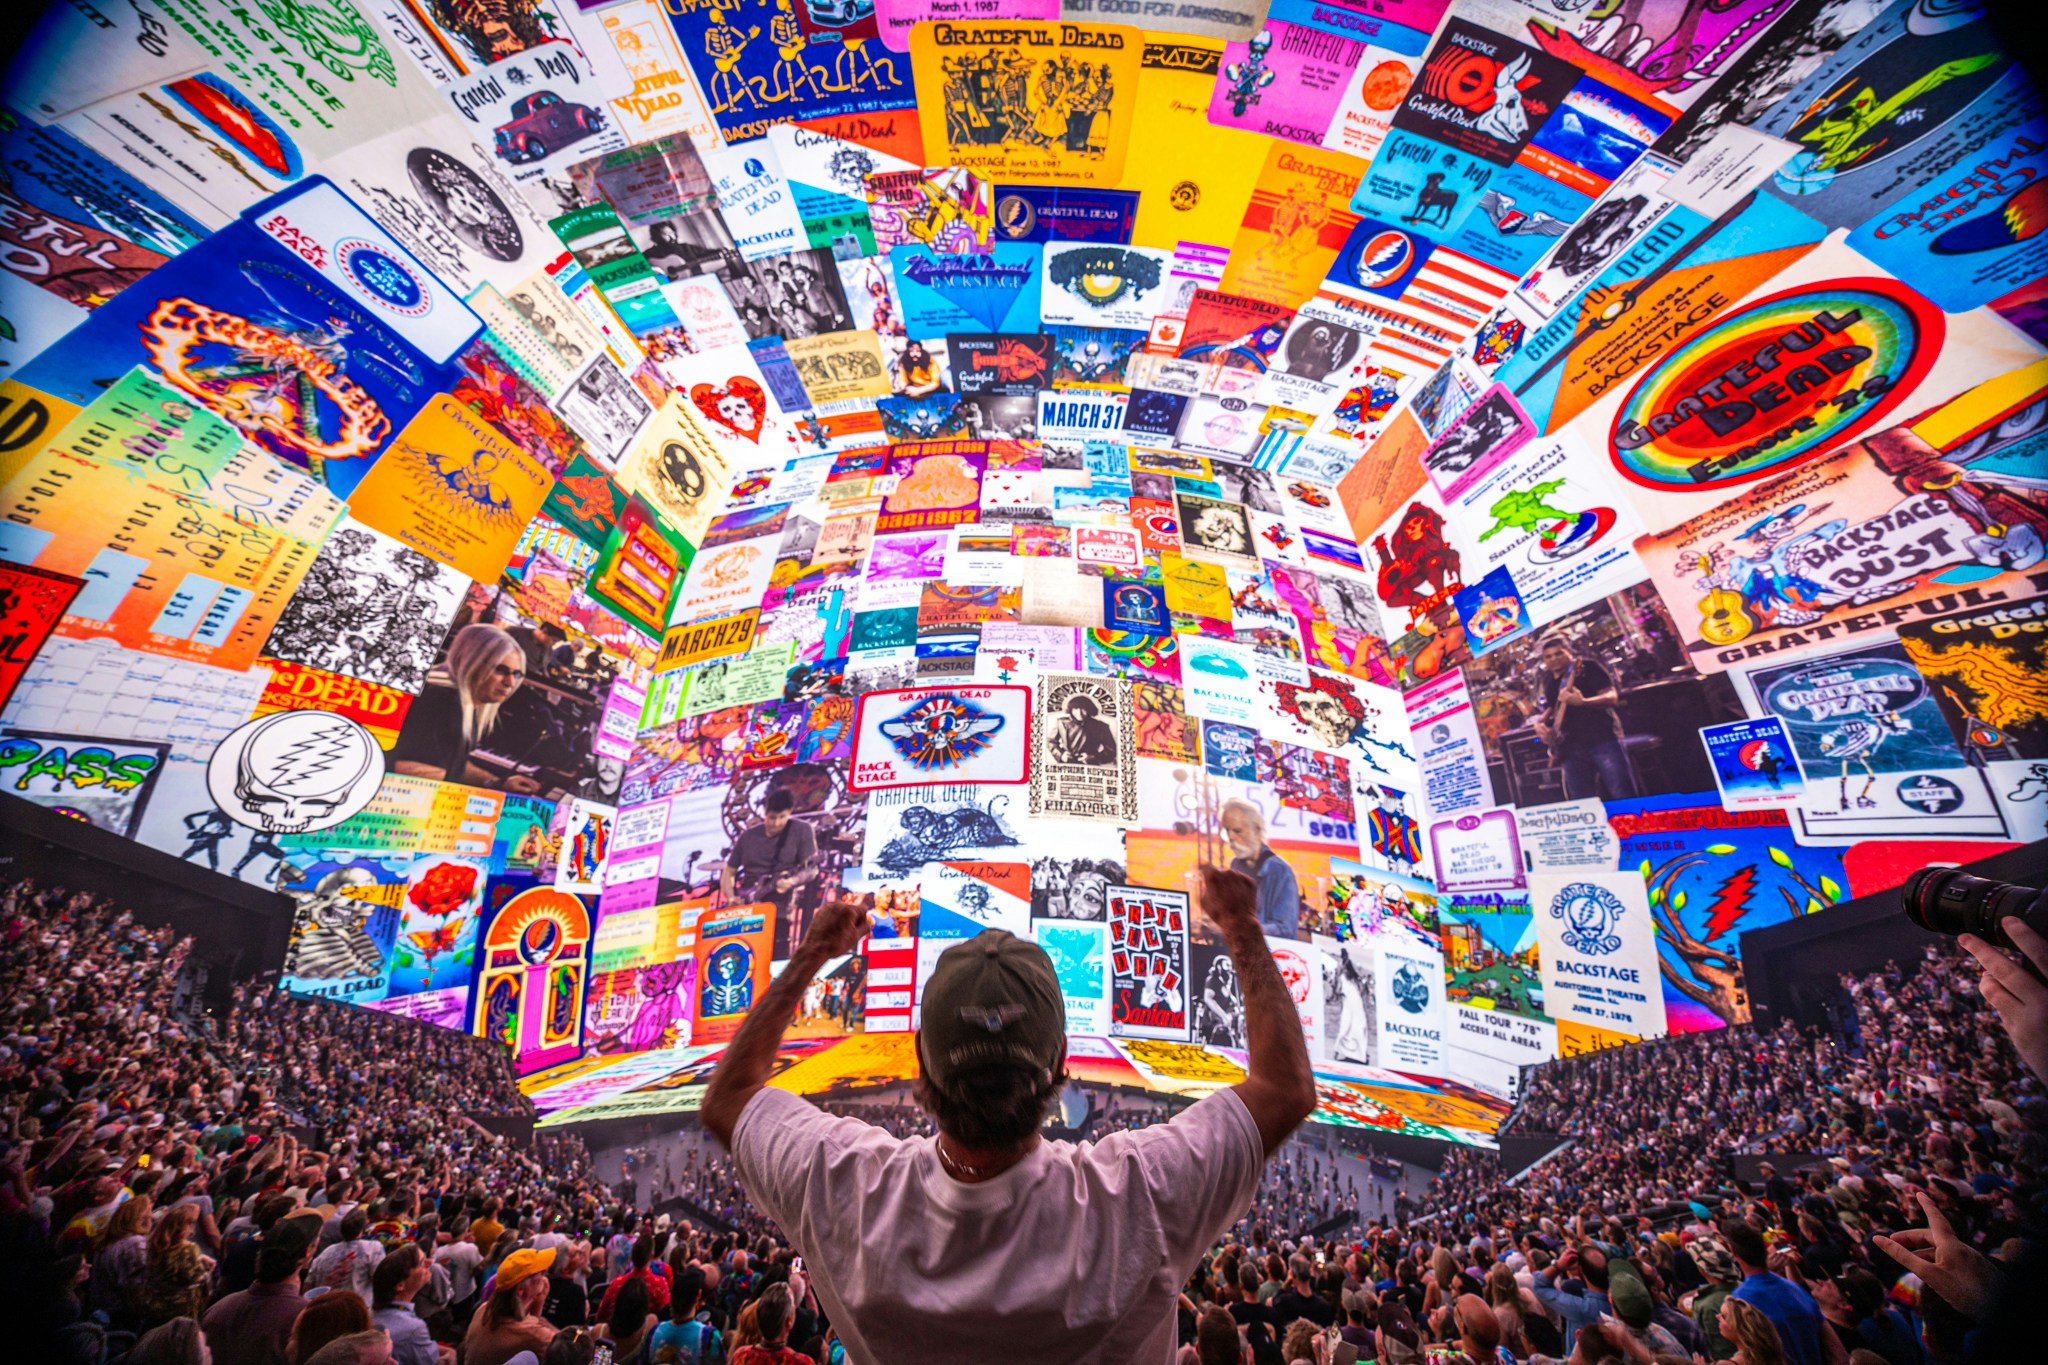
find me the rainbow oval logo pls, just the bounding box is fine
[1352,231,1416,290]
[1609,279,1941,490]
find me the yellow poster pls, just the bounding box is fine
[614,395,734,549]
[910,22,1143,187]
[1217,142,1365,308]
[1127,34,1267,253]
[1160,554,1231,621]
[344,395,555,583]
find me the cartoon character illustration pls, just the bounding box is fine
[1816,710,1911,812]
[1374,501,1463,626]
[1222,29,1278,117]
[282,868,386,984]
[1271,673,1372,753]
[1694,503,1842,631]
[626,959,692,1052]
[1269,182,1332,260]
[1472,53,1535,144]
[569,811,609,883]
[1479,479,1575,542]
[872,797,1022,875]
[1363,785,1422,874]
[1788,54,2001,174]
[758,0,826,105]
[702,942,755,1016]
[703,6,762,112]
[879,694,1006,771]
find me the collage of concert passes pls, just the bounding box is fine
[3,0,2045,1146]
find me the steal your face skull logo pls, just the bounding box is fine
[207,711,386,834]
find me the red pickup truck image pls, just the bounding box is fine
[493,91,605,164]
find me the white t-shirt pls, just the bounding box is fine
[731,1083,1263,1365]
[434,1241,485,1302]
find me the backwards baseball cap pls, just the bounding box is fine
[917,929,1065,1092]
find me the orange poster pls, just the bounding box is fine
[344,395,555,582]
[1217,143,1366,309]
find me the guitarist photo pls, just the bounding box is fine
[1532,633,1639,802]
[719,788,818,932]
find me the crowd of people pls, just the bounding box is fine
[3,868,2043,1365]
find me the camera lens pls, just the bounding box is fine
[1903,869,2043,944]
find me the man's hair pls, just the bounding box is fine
[1288,1253,1313,1285]
[672,1266,705,1320]
[1719,1217,1768,1269]
[1579,1244,1609,1290]
[756,1281,794,1341]
[255,1240,304,1284]
[304,1330,392,1365]
[1219,797,1266,840]
[914,1061,1061,1150]
[1196,1305,1239,1365]
[287,1292,371,1359]
[632,1234,654,1269]
[609,1276,653,1338]
[1839,1266,1887,1319]
[340,1207,368,1241]
[372,1244,422,1307]
[764,787,796,814]
[255,1194,299,1230]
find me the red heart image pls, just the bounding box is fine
[690,376,767,443]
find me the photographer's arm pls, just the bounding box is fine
[1959,916,2048,1083]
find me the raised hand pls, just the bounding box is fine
[1197,864,1259,940]
[801,896,869,961]
[1874,1191,2002,1321]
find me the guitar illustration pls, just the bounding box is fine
[1531,658,1577,764]
[1694,553,1754,646]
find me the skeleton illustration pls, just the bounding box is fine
[1817,711,1910,811]
[283,869,386,984]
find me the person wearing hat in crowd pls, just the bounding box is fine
[1376,1299,1422,1365]
[1607,1271,1684,1357]
[700,865,1316,1363]
[462,1247,558,1365]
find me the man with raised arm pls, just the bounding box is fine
[701,865,1316,1365]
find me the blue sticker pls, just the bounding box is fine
[1104,579,1169,632]
[890,243,1043,333]
[992,185,1140,243]
[1348,130,1496,244]
[1452,564,1531,656]
[1326,216,1435,299]
[1699,717,1806,808]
